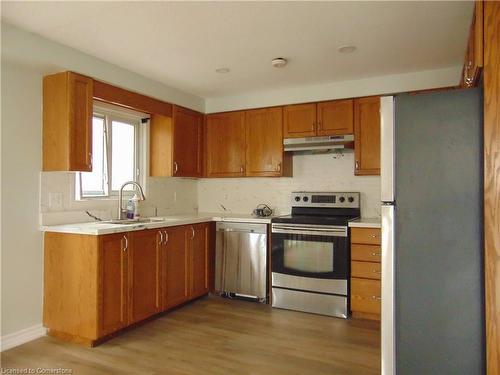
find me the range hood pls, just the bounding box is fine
[284,135,354,152]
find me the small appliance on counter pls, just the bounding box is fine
[271,191,360,318]
[253,204,273,217]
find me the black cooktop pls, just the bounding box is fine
[272,214,359,226]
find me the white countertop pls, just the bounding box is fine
[40,212,275,235]
[348,217,381,228]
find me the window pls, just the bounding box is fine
[77,103,147,198]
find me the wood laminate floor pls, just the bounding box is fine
[1,296,380,375]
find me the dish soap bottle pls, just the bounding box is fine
[132,194,141,220]
[126,197,135,219]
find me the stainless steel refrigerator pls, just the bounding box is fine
[380,89,485,375]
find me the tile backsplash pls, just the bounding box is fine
[40,151,380,225]
[39,172,198,225]
[198,152,381,217]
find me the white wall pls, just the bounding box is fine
[1,62,44,336]
[198,152,381,218]
[205,66,461,113]
[1,23,205,112]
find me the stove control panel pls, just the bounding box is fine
[291,192,360,208]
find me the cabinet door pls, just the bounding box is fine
[283,103,316,138]
[317,99,354,135]
[162,226,189,309]
[100,233,128,336]
[189,224,209,299]
[129,229,161,324]
[173,106,203,177]
[206,112,246,177]
[354,97,381,175]
[245,107,284,176]
[69,72,93,172]
[149,114,173,177]
[461,1,483,88]
[43,71,93,172]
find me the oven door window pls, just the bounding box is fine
[284,239,333,273]
[272,232,348,279]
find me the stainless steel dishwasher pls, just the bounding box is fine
[215,222,267,302]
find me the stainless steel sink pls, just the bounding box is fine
[101,218,166,225]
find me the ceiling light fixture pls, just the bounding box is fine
[271,57,288,68]
[338,45,357,54]
[215,67,230,73]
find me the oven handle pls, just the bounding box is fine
[271,226,347,237]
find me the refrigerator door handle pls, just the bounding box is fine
[381,204,395,375]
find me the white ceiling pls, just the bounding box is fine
[1,1,473,98]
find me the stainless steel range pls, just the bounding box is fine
[271,191,360,318]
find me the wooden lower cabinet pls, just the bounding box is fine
[129,229,161,324]
[100,233,129,337]
[162,226,189,309]
[43,222,213,346]
[350,227,382,321]
[189,223,210,299]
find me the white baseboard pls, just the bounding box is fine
[1,324,47,352]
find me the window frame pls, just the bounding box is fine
[77,102,148,200]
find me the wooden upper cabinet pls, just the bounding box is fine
[461,0,483,88]
[317,99,354,136]
[283,103,316,138]
[150,106,203,178]
[354,97,381,176]
[173,106,203,177]
[129,229,161,324]
[188,223,209,299]
[150,114,173,177]
[162,226,189,310]
[43,71,93,172]
[205,111,246,177]
[245,107,287,177]
[99,233,129,337]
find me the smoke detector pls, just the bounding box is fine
[271,58,288,68]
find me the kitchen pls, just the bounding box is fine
[1,2,499,375]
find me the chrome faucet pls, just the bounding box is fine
[118,181,146,220]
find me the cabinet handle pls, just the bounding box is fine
[122,235,128,252]
[276,163,282,172]
[191,227,195,239]
[371,252,381,257]
[163,230,169,244]
[158,231,163,245]
[355,160,360,170]
[371,296,382,301]
[240,166,244,173]
[317,121,321,129]
[174,161,179,174]
[464,61,474,87]
[371,234,378,238]
[372,270,381,274]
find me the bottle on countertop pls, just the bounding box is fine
[132,194,141,219]
[126,197,135,219]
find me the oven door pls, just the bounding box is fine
[271,223,349,294]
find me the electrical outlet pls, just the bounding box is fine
[49,192,63,209]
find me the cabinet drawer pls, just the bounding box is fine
[351,227,381,245]
[350,278,381,315]
[351,261,381,280]
[351,244,381,262]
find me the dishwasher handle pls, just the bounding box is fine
[216,222,267,235]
